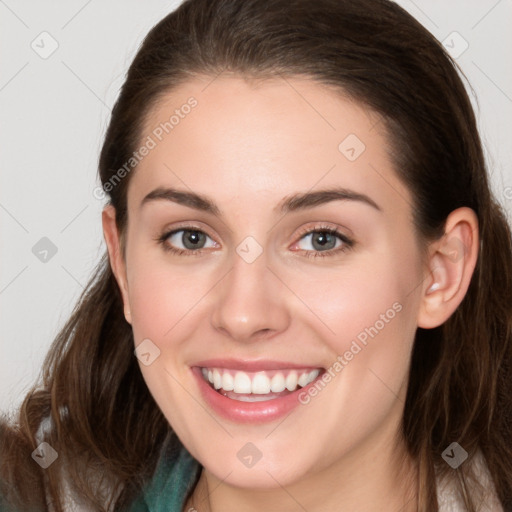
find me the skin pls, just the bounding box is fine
[103,75,479,511]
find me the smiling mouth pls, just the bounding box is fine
[200,367,323,402]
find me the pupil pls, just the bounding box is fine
[313,232,335,250]
[183,230,205,249]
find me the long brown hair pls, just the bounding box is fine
[1,0,511,510]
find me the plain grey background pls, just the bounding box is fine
[1,0,511,413]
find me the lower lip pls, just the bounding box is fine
[192,367,323,424]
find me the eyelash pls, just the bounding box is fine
[156,223,354,259]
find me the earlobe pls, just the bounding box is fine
[102,205,132,325]
[417,207,479,329]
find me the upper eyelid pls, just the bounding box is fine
[163,221,216,238]
[295,223,351,238]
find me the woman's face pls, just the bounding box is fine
[116,75,427,487]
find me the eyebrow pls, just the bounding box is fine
[140,186,381,215]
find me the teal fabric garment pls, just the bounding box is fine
[0,440,201,512]
[127,439,202,512]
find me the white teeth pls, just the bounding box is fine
[298,372,310,387]
[222,372,234,391]
[229,394,281,402]
[252,372,271,394]
[213,369,222,390]
[202,367,321,395]
[285,371,298,391]
[308,369,320,382]
[233,371,252,394]
[270,373,286,393]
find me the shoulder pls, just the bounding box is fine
[436,450,503,512]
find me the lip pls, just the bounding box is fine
[193,358,322,372]
[191,361,325,424]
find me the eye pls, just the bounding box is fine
[156,224,354,258]
[291,225,354,259]
[157,227,217,255]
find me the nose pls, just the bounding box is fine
[210,249,291,343]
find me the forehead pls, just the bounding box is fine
[129,75,412,218]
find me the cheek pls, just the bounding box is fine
[290,248,421,413]
[292,251,418,353]
[124,251,215,441]
[282,256,420,455]
[126,246,211,344]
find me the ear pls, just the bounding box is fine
[102,205,132,325]
[417,207,479,329]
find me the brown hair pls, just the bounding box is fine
[1,0,511,510]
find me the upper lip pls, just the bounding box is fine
[193,358,324,372]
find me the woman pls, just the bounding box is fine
[1,0,511,510]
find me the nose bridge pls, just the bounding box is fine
[210,242,290,341]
